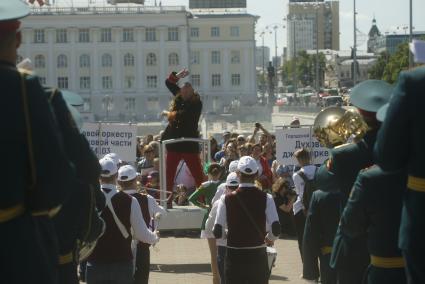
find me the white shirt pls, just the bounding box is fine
[292,165,317,215]
[211,183,226,205]
[101,184,159,245]
[205,196,227,246]
[214,184,280,247]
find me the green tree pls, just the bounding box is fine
[369,51,390,80]
[382,43,409,83]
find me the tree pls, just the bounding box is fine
[369,51,390,80]
[382,43,409,83]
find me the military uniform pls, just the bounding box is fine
[0,2,75,282]
[338,166,407,284]
[303,190,343,284]
[315,80,393,284]
[375,67,425,284]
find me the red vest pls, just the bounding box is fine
[225,187,267,248]
[88,190,132,263]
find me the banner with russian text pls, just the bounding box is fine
[82,122,137,162]
[275,126,330,166]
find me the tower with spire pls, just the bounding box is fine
[367,16,381,53]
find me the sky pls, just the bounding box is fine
[144,0,425,56]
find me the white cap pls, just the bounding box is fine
[237,156,258,175]
[228,160,239,173]
[104,153,121,166]
[99,158,118,177]
[117,165,138,182]
[226,172,239,187]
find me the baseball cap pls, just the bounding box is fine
[228,160,239,173]
[99,158,118,177]
[226,172,240,187]
[276,164,291,176]
[118,165,137,182]
[104,153,122,166]
[237,156,258,175]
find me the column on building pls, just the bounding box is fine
[46,28,55,86]
[69,28,77,91]
[179,25,189,68]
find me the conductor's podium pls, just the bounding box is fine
[157,205,206,231]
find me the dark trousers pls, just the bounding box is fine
[59,263,79,284]
[225,247,268,284]
[404,249,425,284]
[367,266,407,284]
[319,254,336,284]
[134,243,150,284]
[217,245,226,284]
[86,261,133,284]
[293,210,306,262]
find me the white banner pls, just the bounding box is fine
[275,126,330,166]
[82,122,137,162]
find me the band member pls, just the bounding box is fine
[118,165,165,284]
[1,2,76,283]
[315,80,393,284]
[86,159,158,284]
[374,66,425,284]
[214,156,280,284]
[160,68,205,208]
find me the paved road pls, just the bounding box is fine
[147,233,311,284]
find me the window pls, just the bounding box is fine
[83,98,91,112]
[102,97,114,111]
[57,54,68,68]
[231,50,240,64]
[34,54,45,68]
[191,74,200,87]
[79,29,90,42]
[147,97,159,111]
[80,76,91,89]
[125,98,136,111]
[145,28,156,41]
[190,51,200,64]
[190,27,199,38]
[146,76,157,88]
[101,54,112,67]
[57,77,69,89]
[39,77,46,85]
[211,27,220,37]
[56,29,67,43]
[79,54,90,68]
[124,76,135,89]
[212,74,221,87]
[211,51,221,64]
[168,53,179,66]
[34,29,45,43]
[230,26,240,37]
[123,53,135,67]
[231,74,241,86]
[168,27,179,41]
[146,53,157,66]
[123,28,134,42]
[102,76,113,89]
[100,28,112,42]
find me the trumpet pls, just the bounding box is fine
[313,106,369,148]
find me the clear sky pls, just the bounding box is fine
[147,0,425,57]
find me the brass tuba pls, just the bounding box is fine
[313,106,369,148]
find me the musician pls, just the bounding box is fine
[160,68,205,208]
[315,80,393,284]
[118,165,165,284]
[213,156,280,284]
[0,2,76,283]
[374,66,425,284]
[86,159,158,284]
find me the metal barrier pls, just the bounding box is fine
[159,138,211,208]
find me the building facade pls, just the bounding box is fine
[18,5,257,122]
[286,0,339,59]
[255,46,270,68]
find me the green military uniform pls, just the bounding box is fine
[338,166,407,284]
[0,2,76,282]
[315,80,393,284]
[44,88,104,284]
[189,180,221,230]
[375,66,425,284]
[303,190,343,284]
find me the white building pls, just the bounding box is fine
[19,5,257,122]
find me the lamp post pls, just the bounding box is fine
[261,31,266,96]
[353,0,358,86]
[315,0,320,92]
[409,0,413,68]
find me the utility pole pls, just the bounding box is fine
[353,0,358,86]
[315,0,320,92]
[261,32,266,98]
[273,25,278,90]
[293,19,297,92]
[409,0,413,68]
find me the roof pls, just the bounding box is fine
[192,13,257,19]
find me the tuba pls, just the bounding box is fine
[313,106,369,148]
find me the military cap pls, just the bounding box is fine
[0,1,30,23]
[376,103,389,122]
[350,80,393,112]
[61,90,84,106]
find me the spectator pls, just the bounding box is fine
[145,171,160,201]
[272,177,297,237]
[210,136,220,162]
[251,143,273,190]
[262,142,275,168]
[236,135,246,147]
[148,141,160,158]
[174,185,189,206]
[219,140,239,171]
[137,145,155,182]
[220,131,231,149]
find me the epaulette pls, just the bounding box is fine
[334,143,351,149]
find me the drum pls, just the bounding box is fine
[267,246,277,272]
